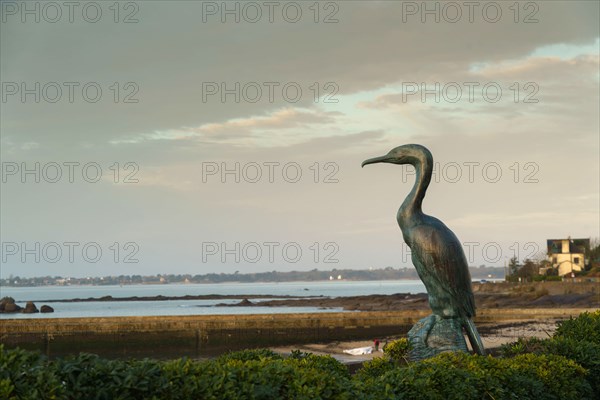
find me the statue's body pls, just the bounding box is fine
[362,144,485,359]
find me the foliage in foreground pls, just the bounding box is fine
[500,311,600,396]
[355,338,411,380]
[555,310,600,344]
[359,352,591,400]
[1,311,599,399]
[0,347,353,400]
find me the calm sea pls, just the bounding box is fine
[0,280,430,319]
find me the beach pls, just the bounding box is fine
[270,318,561,365]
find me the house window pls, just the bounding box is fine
[574,257,580,264]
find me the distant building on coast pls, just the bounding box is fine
[546,238,590,276]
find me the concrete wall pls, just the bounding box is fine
[0,309,591,359]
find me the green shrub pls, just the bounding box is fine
[354,356,396,381]
[283,358,353,399]
[501,336,600,396]
[370,352,483,400]
[555,310,600,344]
[187,356,353,399]
[0,344,64,399]
[441,352,547,400]
[287,350,350,380]
[160,358,207,399]
[53,353,168,400]
[356,338,410,384]
[383,338,411,362]
[215,348,282,363]
[507,353,592,399]
[533,275,562,282]
[193,358,298,399]
[358,352,591,400]
[3,312,599,400]
[499,337,546,357]
[544,337,600,395]
[0,346,355,400]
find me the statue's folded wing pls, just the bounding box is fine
[409,222,476,318]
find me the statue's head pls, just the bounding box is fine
[361,144,432,167]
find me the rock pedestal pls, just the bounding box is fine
[407,314,468,361]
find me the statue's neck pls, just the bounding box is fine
[399,157,432,224]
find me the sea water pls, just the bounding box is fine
[0,280,429,319]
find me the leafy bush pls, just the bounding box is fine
[2,311,599,400]
[191,358,300,399]
[160,357,207,399]
[210,349,352,398]
[282,358,353,399]
[0,345,594,400]
[354,356,396,381]
[501,336,600,396]
[187,354,353,399]
[499,337,546,357]
[533,275,562,282]
[371,354,482,400]
[382,338,411,361]
[555,310,600,344]
[287,350,350,380]
[356,338,410,383]
[356,337,411,384]
[500,311,600,397]
[0,347,354,400]
[506,353,591,399]
[544,337,600,395]
[362,352,591,400]
[216,348,282,363]
[0,344,64,400]
[53,353,168,400]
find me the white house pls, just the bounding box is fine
[547,238,589,276]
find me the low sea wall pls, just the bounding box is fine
[0,308,593,359]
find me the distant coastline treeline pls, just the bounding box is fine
[1,267,505,287]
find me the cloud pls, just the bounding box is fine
[2,2,598,148]
[109,108,343,147]
[361,53,599,113]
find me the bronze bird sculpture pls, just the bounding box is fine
[362,144,485,357]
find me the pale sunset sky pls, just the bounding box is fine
[1,1,598,278]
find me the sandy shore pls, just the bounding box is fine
[270,319,561,363]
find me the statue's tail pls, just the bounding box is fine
[463,318,486,355]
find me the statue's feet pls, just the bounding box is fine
[407,314,468,361]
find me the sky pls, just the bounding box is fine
[0,0,599,278]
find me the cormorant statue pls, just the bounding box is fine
[362,144,486,359]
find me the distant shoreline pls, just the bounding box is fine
[31,293,323,303]
[1,277,428,288]
[1,266,506,287]
[3,281,598,312]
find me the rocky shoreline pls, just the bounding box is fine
[220,281,599,311]
[218,291,598,311]
[0,298,54,314]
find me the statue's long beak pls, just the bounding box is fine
[361,155,393,168]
